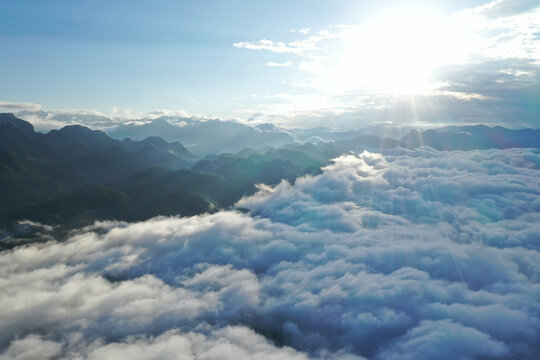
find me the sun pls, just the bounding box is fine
[330,10,472,95]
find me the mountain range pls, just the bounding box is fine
[1,112,539,242]
[109,117,295,156]
[108,116,540,152]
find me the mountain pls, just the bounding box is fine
[334,135,400,151]
[289,126,364,143]
[1,114,261,229]
[109,117,295,156]
[42,125,117,160]
[256,123,295,137]
[400,125,540,150]
[0,151,67,213]
[0,115,52,157]
[0,113,197,216]
[193,142,344,186]
[43,146,153,185]
[331,125,540,151]
[10,183,215,228]
[0,113,35,134]
[121,136,198,161]
[2,112,539,233]
[362,123,417,140]
[113,167,256,209]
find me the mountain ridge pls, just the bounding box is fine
[1,112,539,237]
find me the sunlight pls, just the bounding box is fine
[331,11,474,94]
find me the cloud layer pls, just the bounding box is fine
[1,147,539,359]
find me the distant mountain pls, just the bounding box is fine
[255,123,295,136]
[362,123,417,140]
[289,126,363,143]
[2,112,539,235]
[400,125,540,150]
[109,117,295,156]
[331,125,540,151]
[334,135,400,151]
[121,136,198,161]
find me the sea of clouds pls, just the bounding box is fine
[1,147,539,359]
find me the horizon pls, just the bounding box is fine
[4,109,540,140]
[3,110,540,135]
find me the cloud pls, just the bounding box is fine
[0,101,41,112]
[290,28,310,34]
[233,39,303,54]
[233,32,333,56]
[13,108,197,132]
[464,0,540,18]
[231,3,540,128]
[375,320,509,360]
[266,61,293,67]
[88,327,312,360]
[14,109,117,132]
[0,327,310,360]
[0,335,62,360]
[146,109,191,119]
[0,148,539,359]
[235,84,539,129]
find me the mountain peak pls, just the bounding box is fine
[0,113,35,134]
[151,117,176,127]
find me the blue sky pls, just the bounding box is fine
[1,0,539,129]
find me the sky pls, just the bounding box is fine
[0,0,539,129]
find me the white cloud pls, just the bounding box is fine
[0,101,41,112]
[14,108,197,132]
[233,31,334,57]
[290,28,310,34]
[0,148,539,358]
[375,320,509,360]
[14,109,116,132]
[233,39,303,54]
[458,4,540,61]
[86,327,310,360]
[146,109,191,119]
[0,335,61,360]
[464,0,540,18]
[266,61,293,67]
